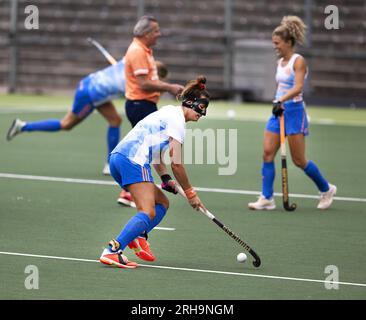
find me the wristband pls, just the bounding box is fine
[161,174,173,184]
[272,100,282,108]
[184,187,197,199]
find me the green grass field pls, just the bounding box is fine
[0,94,365,300]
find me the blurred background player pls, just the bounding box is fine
[99,76,209,268]
[248,16,336,211]
[6,56,168,176]
[6,59,124,175]
[118,15,184,206]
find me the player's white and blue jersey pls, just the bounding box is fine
[275,53,307,108]
[113,105,185,165]
[266,53,309,136]
[109,105,186,187]
[87,59,125,106]
[71,59,125,118]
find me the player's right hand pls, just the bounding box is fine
[188,195,203,211]
[272,100,284,118]
[169,84,184,96]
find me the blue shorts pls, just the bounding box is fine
[71,76,95,119]
[125,99,158,128]
[266,102,309,136]
[109,152,154,189]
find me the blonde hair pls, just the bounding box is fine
[273,15,307,46]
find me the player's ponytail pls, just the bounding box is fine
[196,76,207,91]
[178,75,209,102]
[273,15,307,46]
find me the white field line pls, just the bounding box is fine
[153,227,175,231]
[0,106,69,113]
[200,114,366,127]
[1,106,366,127]
[0,173,174,232]
[195,186,366,203]
[1,172,366,203]
[0,251,365,288]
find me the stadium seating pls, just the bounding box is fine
[0,0,365,103]
[0,1,10,91]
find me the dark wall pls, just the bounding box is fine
[0,0,365,106]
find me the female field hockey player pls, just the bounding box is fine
[6,59,168,176]
[248,16,336,211]
[117,15,184,206]
[99,76,210,268]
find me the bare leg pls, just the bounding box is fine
[128,182,169,219]
[96,102,122,127]
[60,110,83,130]
[263,130,281,162]
[287,133,307,169]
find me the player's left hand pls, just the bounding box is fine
[272,100,284,118]
[161,174,178,194]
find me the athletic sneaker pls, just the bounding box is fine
[99,248,138,268]
[128,234,155,261]
[248,194,276,210]
[102,163,111,175]
[6,118,26,141]
[137,236,155,258]
[117,189,136,208]
[99,239,138,268]
[317,184,337,210]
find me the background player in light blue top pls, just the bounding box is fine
[248,16,336,211]
[99,76,210,268]
[6,59,168,175]
[6,59,124,175]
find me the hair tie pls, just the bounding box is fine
[199,83,205,90]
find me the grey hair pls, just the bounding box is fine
[133,16,157,37]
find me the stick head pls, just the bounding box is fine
[249,249,261,268]
[284,202,297,211]
[253,259,261,268]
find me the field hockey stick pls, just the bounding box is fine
[279,114,297,211]
[87,37,117,65]
[176,185,261,268]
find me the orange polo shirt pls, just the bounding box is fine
[124,38,160,103]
